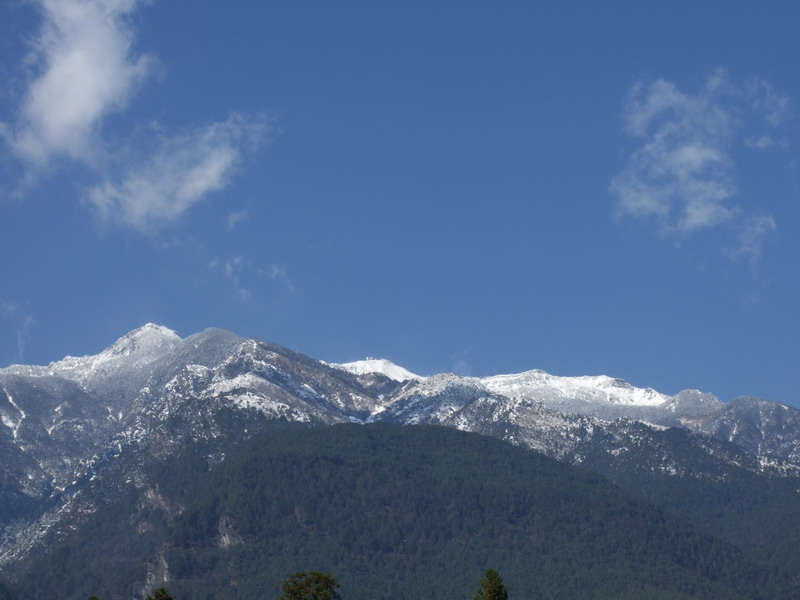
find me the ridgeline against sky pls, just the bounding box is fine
[1,1,798,407]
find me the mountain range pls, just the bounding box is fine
[1,324,800,598]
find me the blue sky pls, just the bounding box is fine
[1,1,798,406]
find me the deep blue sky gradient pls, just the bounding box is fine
[1,1,798,406]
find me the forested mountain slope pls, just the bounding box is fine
[2,326,800,599]
[16,424,794,600]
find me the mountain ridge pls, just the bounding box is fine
[2,323,800,593]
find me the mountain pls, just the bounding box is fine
[2,324,800,597]
[330,358,421,382]
[480,369,723,424]
[17,424,793,600]
[681,395,800,463]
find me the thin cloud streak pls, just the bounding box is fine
[266,264,295,293]
[209,255,253,300]
[0,300,34,363]
[610,70,790,264]
[209,256,295,300]
[87,113,269,231]
[732,214,776,269]
[2,0,152,167]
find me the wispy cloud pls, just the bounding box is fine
[731,214,776,269]
[1,0,269,230]
[2,0,152,167]
[87,113,269,231]
[0,300,34,363]
[227,209,250,230]
[209,256,294,300]
[450,349,473,377]
[746,78,792,143]
[266,264,294,293]
[610,69,790,262]
[209,255,252,300]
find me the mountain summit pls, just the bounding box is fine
[1,324,800,591]
[331,358,422,382]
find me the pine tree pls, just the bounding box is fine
[277,572,341,600]
[145,588,173,600]
[474,569,509,600]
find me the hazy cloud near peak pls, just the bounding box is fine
[87,113,270,231]
[610,70,790,262]
[3,0,152,167]
[208,253,293,301]
[0,300,34,363]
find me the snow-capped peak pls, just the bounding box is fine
[39,324,182,386]
[105,323,181,357]
[332,358,422,382]
[480,369,670,408]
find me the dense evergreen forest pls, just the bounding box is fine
[7,423,797,600]
[576,425,800,581]
[0,581,26,600]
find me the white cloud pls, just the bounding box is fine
[2,1,270,231]
[748,78,792,129]
[610,71,740,233]
[450,349,473,377]
[747,135,776,150]
[209,255,252,300]
[610,70,790,264]
[87,113,269,230]
[0,300,34,362]
[744,78,792,150]
[227,209,250,230]
[3,0,152,166]
[209,256,294,300]
[732,214,776,269]
[268,265,287,279]
[266,264,294,293]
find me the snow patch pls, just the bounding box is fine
[7,324,182,387]
[1,387,25,439]
[481,370,670,407]
[331,358,422,382]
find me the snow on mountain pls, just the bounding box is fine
[3,323,800,578]
[331,358,422,382]
[481,369,669,407]
[49,323,181,382]
[376,373,488,424]
[478,369,726,427]
[682,396,800,463]
[5,324,182,389]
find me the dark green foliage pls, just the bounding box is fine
[162,424,783,600]
[474,569,508,600]
[9,423,800,599]
[9,417,286,600]
[277,572,340,600]
[9,481,163,599]
[611,464,800,588]
[0,579,28,600]
[578,424,800,587]
[146,588,174,600]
